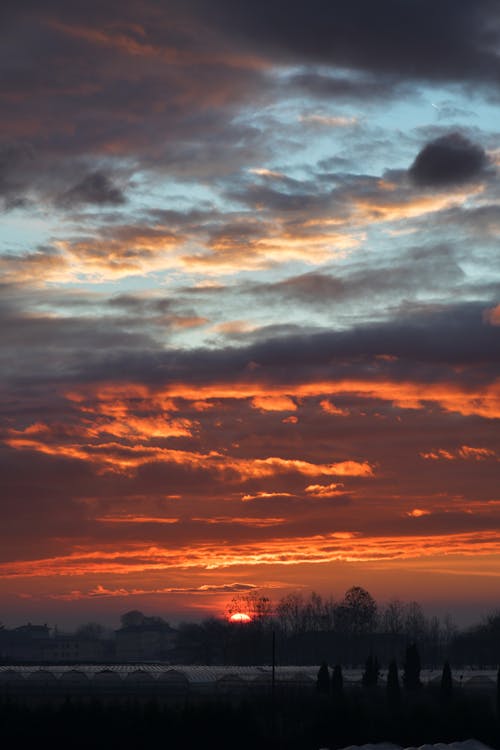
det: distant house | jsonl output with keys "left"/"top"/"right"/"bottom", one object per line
{"left": 41, "top": 634, "right": 109, "bottom": 662}
{"left": 0, "top": 623, "right": 51, "bottom": 661}
{"left": 115, "top": 619, "right": 177, "bottom": 661}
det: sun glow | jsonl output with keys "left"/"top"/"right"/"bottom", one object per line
{"left": 229, "top": 612, "right": 252, "bottom": 624}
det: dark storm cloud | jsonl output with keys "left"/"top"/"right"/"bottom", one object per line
{"left": 192, "top": 0, "right": 500, "bottom": 87}
{"left": 2, "top": 296, "right": 498, "bottom": 391}
{"left": 8, "top": 0, "right": 500, "bottom": 90}
{"left": 59, "top": 171, "right": 126, "bottom": 207}
{"left": 409, "top": 133, "right": 490, "bottom": 187}
{"left": 0, "top": 312, "right": 157, "bottom": 385}
{"left": 183, "top": 304, "right": 499, "bottom": 392}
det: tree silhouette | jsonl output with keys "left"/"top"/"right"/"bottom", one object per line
{"left": 496, "top": 665, "right": 500, "bottom": 717}
{"left": 362, "top": 653, "right": 379, "bottom": 687}
{"left": 387, "top": 659, "right": 401, "bottom": 709}
{"left": 226, "top": 592, "right": 273, "bottom": 624}
{"left": 120, "top": 610, "right": 145, "bottom": 627}
{"left": 332, "top": 664, "right": 344, "bottom": 700}
{"left": 316, "top": 661, "right": 330, "bottom": 694}
{"left": 440, "top": 660, "right": 452, "bottom": 702}
{"left": 335, "top": 586, "right": 378, "bottom": 635}
{"left": 403, "top": 643, "right": 422, "bottom": 690}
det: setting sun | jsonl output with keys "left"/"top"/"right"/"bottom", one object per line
{"left": 229, "top": 613, "right": 252, "bottom": 624}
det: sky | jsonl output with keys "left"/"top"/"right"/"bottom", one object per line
{"left": 1, "top": 0, "right": 500, "bottom": 628}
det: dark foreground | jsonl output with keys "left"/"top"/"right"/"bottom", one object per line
{"left": 1, "top": 688, "right": 499, "bottom": 750}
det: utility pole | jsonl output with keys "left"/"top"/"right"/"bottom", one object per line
{"left": 271, "top": 628, "right": 277, "bottom": 745}
{"left": 272, "top": 628, "right": 276, "bottom": 699}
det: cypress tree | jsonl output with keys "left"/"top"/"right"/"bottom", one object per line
{"left": 317, "top": 661, "right": 330, "bottom": 695}
{"left": 362, "top": 653, "right": 379, "bottom": 687}
{"left": 440, "top": 661, "right": 452, "bottom": 702}
{"left": 403, "top": 643, "right": 422, "bottom": 690}
{"left": 387, "top": 659, "right": 400, "bottom": 709}
{"left": 496, "top": 665, "right": 500, "bottom": 717}
{"left": 332, "top": 664, "right": 343, "bottom": 700}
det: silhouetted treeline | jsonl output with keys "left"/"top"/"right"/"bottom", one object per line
{"left": 2, "top": 586, "right": 500, "bottom": 667}
{"left": 176, "top": 587, "right": 500, "bottom": 667}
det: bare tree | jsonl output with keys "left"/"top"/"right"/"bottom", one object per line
{"left": 404, "top": 601, "right": 427, "bottom": 642}
{"left": 120, "top": 610, "right": 145, "bottom": 627}
{"left": 335, "top": 586, "right": 378, "bottom": 635}
{"left": 381, "top": 599, "right": 405, "bottom": 636}
{"left": 276, "top": 593, "right": 306, "bottom": 635}
{"left": 226, "top": 592, "right": 273, "bottom": 624}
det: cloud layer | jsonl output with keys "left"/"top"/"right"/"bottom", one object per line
{"left": 1, "top": 0, "right": 500, "bottom": 625}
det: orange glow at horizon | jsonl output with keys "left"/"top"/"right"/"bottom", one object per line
{"left": 2, "top": 358, "right": 499, "bottom": 615}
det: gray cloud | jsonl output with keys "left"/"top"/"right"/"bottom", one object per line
{"left": 1, "top": 294, "right": 498, "bottom": 391}
{"left": 249, "top": 246, "right": 465, "bottom": 308}
{"left": 60, "top": 171, "right": 126, "bottom": 207}
{"left": 288, "top": 71, "right": 404, "bottom": 100}
{"left": 408, "top": 132, "right": 490, "bottom": 187}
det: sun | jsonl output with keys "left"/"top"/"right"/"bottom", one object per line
{"left": 229, "top": 612, "right": 252, "bottom": 624}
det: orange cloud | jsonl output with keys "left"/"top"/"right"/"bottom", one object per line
{"left": 0, "top": 252, "right": 70, "bottom": 285}
{"left": 420, "top": 445, "right": 497, "bottom": 461}
{"left": 48, "top": 582, "right": 262, "bottom": 601}
{"left": 407, "top": 508, "right": 431, "bottom": 518}
{"left": 304, "top": 483, "right": 344, "bottom": 497}
{"left": 180, "top": 213, "right": 362, "bottom": 275}
{"left": 96, "top": 516, "right": 180, "bottom": 524}
{"left": 190, "top": 400, "right": 215, "bottom": 412}
{"left": 5, "top": 434, "right": 374, "bottom": 478}
{"left": 420, "top": 449, "right": 456, "bottom": 461}
{"left": 241, "top": 492, "right": 295, "bottom": 502}
{"left": 483, "top": 304, "right": 500, "bottom": 326}
{"left": 248, "top": 168, "right": 286, "bottom": 179}
{"left": 300, "top": 114, "right": 358, "bottom": 127}
{"left": 320, "top": 399, "right": 349, "bottom": 416}
{"left": 252, "top": 395, "right": 297, "bottom": 412}
{"left": 1, "top": 530, "right": 500, "bottom": 580}
{"left": 191, "top": 516, "right": 286, "bottom": 527}
{"left": 215, "top": 320, "right": 257, "bottom": 335}
{"left": 49, "top": 19, "right": 267, "bottom": 72}
{"left": 353, "top": 185, "right": 483, "bottom": 224}
{"left": 169, "top": 315, "right": 209, "bottom": 330}
{"left": 69, "top": 376, "right": 500, "bottom": 419}
{"left": 96, "top": 415, "right": 193, "bottom": 440}
{"left": 7, "top": 414, "right": 192, "bottom": 443}
{"left": 6, "top": 375, "right": 500, "bottom": 487}
{"left": 66, "top": 383, "right": 177, "bottom": 410}
{"left": 53, "top": 227, "right": 182, "bottom": 280}
{"left": 458, "top": 445, "right": 496, "bottom": 460}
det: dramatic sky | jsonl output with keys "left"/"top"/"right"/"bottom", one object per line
{"left": 2, "top": 0, "right": 500, "bottom": 627}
